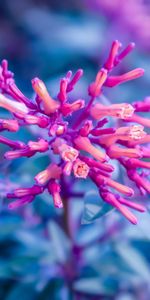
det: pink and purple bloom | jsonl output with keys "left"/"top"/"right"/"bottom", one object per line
{"left": 0, "top": 40, "right": 150, "bottom": 224}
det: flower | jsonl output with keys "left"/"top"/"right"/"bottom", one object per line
{"left": 59, "top": 144, "right": 79, "bottom": 162}
{"left": 0, "top": 41, "right": 150, "bottom": 224}
{"left": 90, "top": 103, "right": 135, "bottom": 120}
{"left": 73, "top": 159, "right": 89, "bottom": 178}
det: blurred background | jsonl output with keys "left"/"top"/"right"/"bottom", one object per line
{"left": 0, "top": 0, "right": 150, "bottom": 299}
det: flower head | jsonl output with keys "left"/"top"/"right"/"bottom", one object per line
{"left": 0, "top": 40, "right": 150, "bottom": 224}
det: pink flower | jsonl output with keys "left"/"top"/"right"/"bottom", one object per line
{"left": 104, "top": 68, "right": 144, "bottom": 87}
{"left": 48, "top": 181, "right": 63, "bottom": 208}
{"left": 61, "top": 99, "right": 85, "bottom": 116}
{"left": 91, "top": 103, "right": 135, "bottom": 120}
{"left": 0, "top": 119, "right": 19, "bottom": 132}
{"left": 73, "top": 159, "right": 89, "bottom": 178}
{"left": 59, "top": 144, "right": 79, "bottom": 162}
{"left": 88, "top": 68, "right": 108, "bottom": 97}
{"left": 74, "top": 136, "right": 106, "bottom": 162}
{"left": 51, "top": 138, "right": 66, "bottom": 154}
{"left": 31, "top": 77, "right": 59, "bottom": 114}
{"left": 0, "top": 93, "right": 29, "bottom": 116}
{"left": 1, "top": 40, "right": 150, "bottom": 225}
{"left": 49, "top": 123, "right": 66, "bottom": 136}
{"left": 35, "top": 163, "right": 62, "bottom": 185}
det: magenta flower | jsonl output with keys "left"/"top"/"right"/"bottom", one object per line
{"left": 0, "top": 40, "right": 150, "bottom": 224}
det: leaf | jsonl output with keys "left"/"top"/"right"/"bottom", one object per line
{"left": 73, "top": 277, "right": 114, "bottom": 295}
{"left": 6, "top": 284, "right": 37, "bottom": 300}
{"left": 15, "top": 229, "right": 50, "bottom": 253}
{"left": 116, "top": 294, "right": 136, "bottom": 300}
{"left": 48, "top": 221, "right": 71, "bottom": 263}
{"left": 75, "top": 222, "right": 103, "bottom": 247}
{"left": 82, "top": 190, "right": 114, "bottom": 224}
{"left": 115, "top": 243, "right": 150, "bottom": 281}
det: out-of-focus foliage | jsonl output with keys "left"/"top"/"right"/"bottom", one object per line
{"left": 0, "top": 0, "right": 150, "bottom": 299}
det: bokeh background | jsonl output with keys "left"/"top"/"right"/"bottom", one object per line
{"left": 0, "top": 1, "right": 150, "bottom": 299}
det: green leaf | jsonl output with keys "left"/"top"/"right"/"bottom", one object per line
{"left": 6, "top": 284, "right": 37, "bottom": 300}
{"left": 82, "top": 190, "right": 114, "bottom": 224}
{"left": 48, "top": 221, "right": 71, "bottom": 263}
{"left": 115, "top": 243, "right": 150, "bottom": 281}
{"left": 73, "top": 277, "right": 115, "bottom": 295}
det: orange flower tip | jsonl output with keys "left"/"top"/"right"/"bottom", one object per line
{"left": 61, "top": 100, "right": 85, "bottom": 116}
{"left": 128, "top": 68, "right": 145, "bottom": 79}
{"left": 31, "top": 78, "right": 47, "bottom": 97}
{"left": 120, "top": 208, "right": 138, "bottom": 224}
{"left": 31, "top": 77, "right": 42, "bottom": 88}
{"left": 63, "top": 161, "right": 73, "bottom": 176}
{"left": 139, "top": 68, "right": 145, "bottom": 76}
{"left": 74, "top": 136, "right": 106, "bottom": 162}
{"left": 60, "top": 144, "right": 79, "bottom": 162}
{"left": 128, "top": 189, "right": 134, "bottom": 197}
{"left": 50, "top": 164, "right": 62, "bottom": 179}
{"left": 126, "top": 68, "right": 145, "bottom": 81}
{"left": 140, "top": 207, "right": 146, "bottom": 213}
{"left": 0, "top": 94, "right": 29, "bottom": 115}
{"left": 34, "top": 171, "right": 47, "bottom": 184}
{"left": 101, "top": 68, "right": 107, "bottom": 74}
{"left": 55, "top": 200, "right": 63, "bottom": 209}
{"left": 73, "top": 159, "right": 89, "bottom": 178}
{"left": 8, "top": 203, "right": 13, "bottom": 210}
{"left": 31, "top": 77, "right": 59, "bottom": 114}
{"left": 51, "top": 138, "right": 67, "bottom": 154}
{"left": 105, "top": 68, "right": 144, "bottom": 88}
{"left": 79, "top": 68, "right": 83, "bottom": 74}
{"left": 66, "top": 70, "right": 72, "bottom": 79}
{"left": 114, "top": 39, "right": 120, "bottom": 45}
{"left": 28, "top": 139, "right": 49, "bottom": 152}
{"left": 130, "top": 216, "right": 138, "bottom": 225}
{"left": 80, "top": 120, "right": 93, "bottom": 136}
{"left": 90, "top": 103, "right": 134, "bottom": 120}
{"left": 49, "top": 124, "right": 66, "bottom": 136}
{"left": 2, "top": 120, "right": 19, "bottom": 132}
{"left": 129, "top": 125, "right": 146, "bottom": 140}
{"left": 73, "top": 69, "right": 84, "bottom": 82}
{"left": 130, "top": 42, "right": 135, "bottom": 48}
{"left": 119, "top": 104, "right": 134, "bottom": 119}
{"left": 104, "top": 40, "right": 122, "bottom": 70}
{"left": 52, "top": 139, "right": 79, "bottom": 162}
{"left": 35, "top": 164, "right": 62, "bottom": 184}
{"left": 88, "top": 68, "right": 107, "bottom": 97}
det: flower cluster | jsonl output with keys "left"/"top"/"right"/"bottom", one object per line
{"left": 0, "top": 40, "right": 150, "bottom": 224}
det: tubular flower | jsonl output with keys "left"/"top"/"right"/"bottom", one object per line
{"left": 73, "top": 159, "right": 90, "bottom": 178}
{"left": 0, "top": 41, "right": 150, "bottom": 225}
